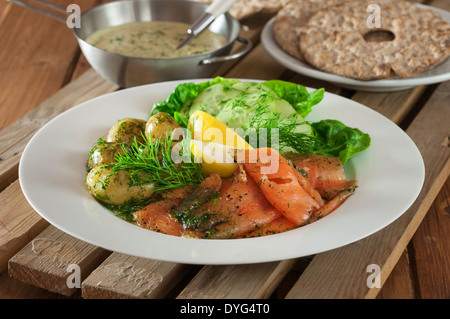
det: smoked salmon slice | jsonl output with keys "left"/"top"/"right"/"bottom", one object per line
{"left": 292, "top": 167, "right": 325, "bottom": 207}
{"left": 310, "top": 182, "right": 357, "bottom": 222}
{"left": 133, "top": 197, "right": 184, "bottom": 236}
{"left": 285, "top": 153, "right": 357, "bottom": 200}
{"left": 240, "top": 216, "right": 297, "bottom": 238}
{"left": 239, "top": 148, "right": 320, "bottom": 226}
{"left": 133, "top": 174, "right": 223, "bottom": 236}
{"left": 206, "top": 166, "right": 281, "bottom": 239}
{"left": 188, "top": 165, "right": 280, "bottom": 239}
{"left": 133, "top": 150, "right": 357, "bottom": 239}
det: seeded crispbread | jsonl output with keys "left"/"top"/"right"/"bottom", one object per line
{"left": 297, "top": 0, "right": 450, "bottom": 80}
{"left": 195, "top": 0, "right": 290, "bottom": 20}
{"left": 272, "top": 0, "right": 346, "bottom": 61}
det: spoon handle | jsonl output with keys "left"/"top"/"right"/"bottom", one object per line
{"left": 205, "top": 0, "right": 237, "bottom": 18}
{"left": 177, "top": 0, "right": 237, "bottom": 49}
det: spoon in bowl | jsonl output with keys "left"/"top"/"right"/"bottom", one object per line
{"left": 177, "top": 0, "right": 237, "bottom": 49}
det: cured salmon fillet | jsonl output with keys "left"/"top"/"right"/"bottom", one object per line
{"left": 285, "top": 153, "right": 357, "bottom": 200}
{"left": 240, "top": 148, "right": 320, "bottom": 226}
{"left": 133, "top": 150, "right": 357, "bottom": 238}
{"left": 310, "top": 182, "right": 357, "bottom": 222}
{"left": 206, "top": 166, "right": 281, "bottom": 239}
{"left": 133, "top": 174, "right": 222, "bottom": 236}
{"left": 133, "top": 197, "right": 185, "bottom": 236}
{"left": 241, "top": 216, "right": 297, "bottom": 238}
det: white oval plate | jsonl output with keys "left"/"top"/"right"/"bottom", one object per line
{"left": 19, "top": 79, "right": 424, "bottom": 265}
{"left": 261, "top": 4, "right": 450, "bottom": 92}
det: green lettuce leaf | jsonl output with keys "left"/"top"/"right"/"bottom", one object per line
{"left": 150, "top": 77, "right": 370, "bottom": 164}
{"left": 311, "top": 119, "right": 371, "bottom": 164}
{"left": 262, "top": 80, "right": 324, "bottom": 118}
{"left": 150, "top": 77, "right": 324, "bottom": 125}
{"left": 150, "top": 77, "right": 240, "bottom": 125}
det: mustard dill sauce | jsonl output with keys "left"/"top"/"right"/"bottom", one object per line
{"left": 85, "top": 21, "right": 227, "bottom": 58}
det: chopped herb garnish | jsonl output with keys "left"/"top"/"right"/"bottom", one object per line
{"left": 111, "top": 131, "right": 204, "bottom": 192}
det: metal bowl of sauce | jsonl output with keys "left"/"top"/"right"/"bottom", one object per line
{"left": 73, "top": 0, "right": 252, "bottom": 88}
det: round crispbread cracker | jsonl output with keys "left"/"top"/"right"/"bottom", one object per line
{"left": 272, "top": 0, "right": 347, "bottom": 61}
{"left": 195, "top": 0, "right": 290, "bottom": 20}
{"left": 298, "top": 0, "right": 450, "bottom": 80}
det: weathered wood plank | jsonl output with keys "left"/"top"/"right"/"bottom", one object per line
{"left": 411, "top": 177, "right": 450, "bottom": 298}
{"left": 285, "top": 80, "right": 450, "bottom": 299}
{"left": 0, "top": 0, "right": 100, "bottom": 131}
{"left": 0, "top": 267, "right": 77, "bottom": 299}
{"left": 376, "top": 249, "right": 417, "bottom": 299}
{"left": 177, "top": 259, "right": 297, "bottom": 299}
{"left": 8, "top": 225, "right": 111, "bottom": 296}
{"left": 225, "top": 43, "right": 284, "bottom": 80}
{"left": 351, "top": 86, "right": 427, "bottom": 124}
{"left": 0, "top": 69, "right": 118, "bottom": 191}
{"left": 0, "top": 180, "right": 49, "bottom": 273}
{"left": 0, "top": 1, "right": 12, "bottom": 27}
{"left": 82, "top": 253, "right": 190, "bottom": 299}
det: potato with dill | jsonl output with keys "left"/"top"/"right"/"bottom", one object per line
{"left": 86, "top": 141, "right": 130, "bottom": 171}
{"left": 146, "top": 112, "right": 181, "bottom": 142}
{"left": 106, "top": 118, "right": 147, "bottom": 144}
{"left": 86, "top": 164, "right": 155, "bottom": 205}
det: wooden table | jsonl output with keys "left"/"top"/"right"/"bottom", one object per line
{"left": 0, "top": 0, "right": 448, "bottom": 300}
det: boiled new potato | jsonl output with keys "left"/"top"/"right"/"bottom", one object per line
{"left": 146, "top": 112, "right": 181, "bottom": 142}
{"left": 86, "top": 165, "right": 154, "bottom": 205}
{"left": 106, "top": 118, "right": 146, "bottom": 144}
{"left": 87, "top": 142, "right": 129, "bottom": 171}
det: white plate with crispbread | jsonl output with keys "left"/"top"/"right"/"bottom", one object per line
{"left": 262, "top": 3, "right": 450, "bottom": 92}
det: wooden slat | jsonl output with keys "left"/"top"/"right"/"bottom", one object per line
{"left": 285, "top": 80, "right": 450, "bottom": 299}
{"left": 0, "top": 1, "right": 12, "bottom": 27}
{"left": 225, "top": 44, "right": 285, "bottom": 80}
{"left": 0, "top": 181, "right": 49, "bottom": 272}
{"left": 376, "top": 249, "right": 417, "bottom": 299}
{"left": 0, "top": 69, "right": 118, "bottom": 191}
{"left": 0, "top": 70, "right": 116, "bottom": 275}
{"left": 351, "top": 86, "right": 427, "bottom": 124}
{"left": 8, "top": 225, "right": 111, "bottom": 296}
{"left": 82, "top": 253, "right": 190, "bottom": 299}
{"left": 0, "top": 0, "right": 100, "bottom": 131}
{"left": 0, "top": 266, "right": 74, "bottom": 299}
{"left": 287, "top": 72, "right": 342, "bottom": 95}
{"left": 177, "top": 259, "right": 297, "bottom": 299}
{"left": 411, "top": 176, "right": 450, "bottom": 298}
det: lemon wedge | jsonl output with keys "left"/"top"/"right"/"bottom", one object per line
{"left": 190, "top": 140, "right": 239, "bottom": 177}
{"left": 188, "top": 110, "right": 253, "bottom": 177}
{"left": 188, "top": 110, "right": 253, "bottom": 150}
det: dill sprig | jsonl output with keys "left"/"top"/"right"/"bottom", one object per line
{"left": 112, "top": 132, "right": 204, "bottom": 192}
{"left": 247, "top": 105, "right": 321, "bottom": 154}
